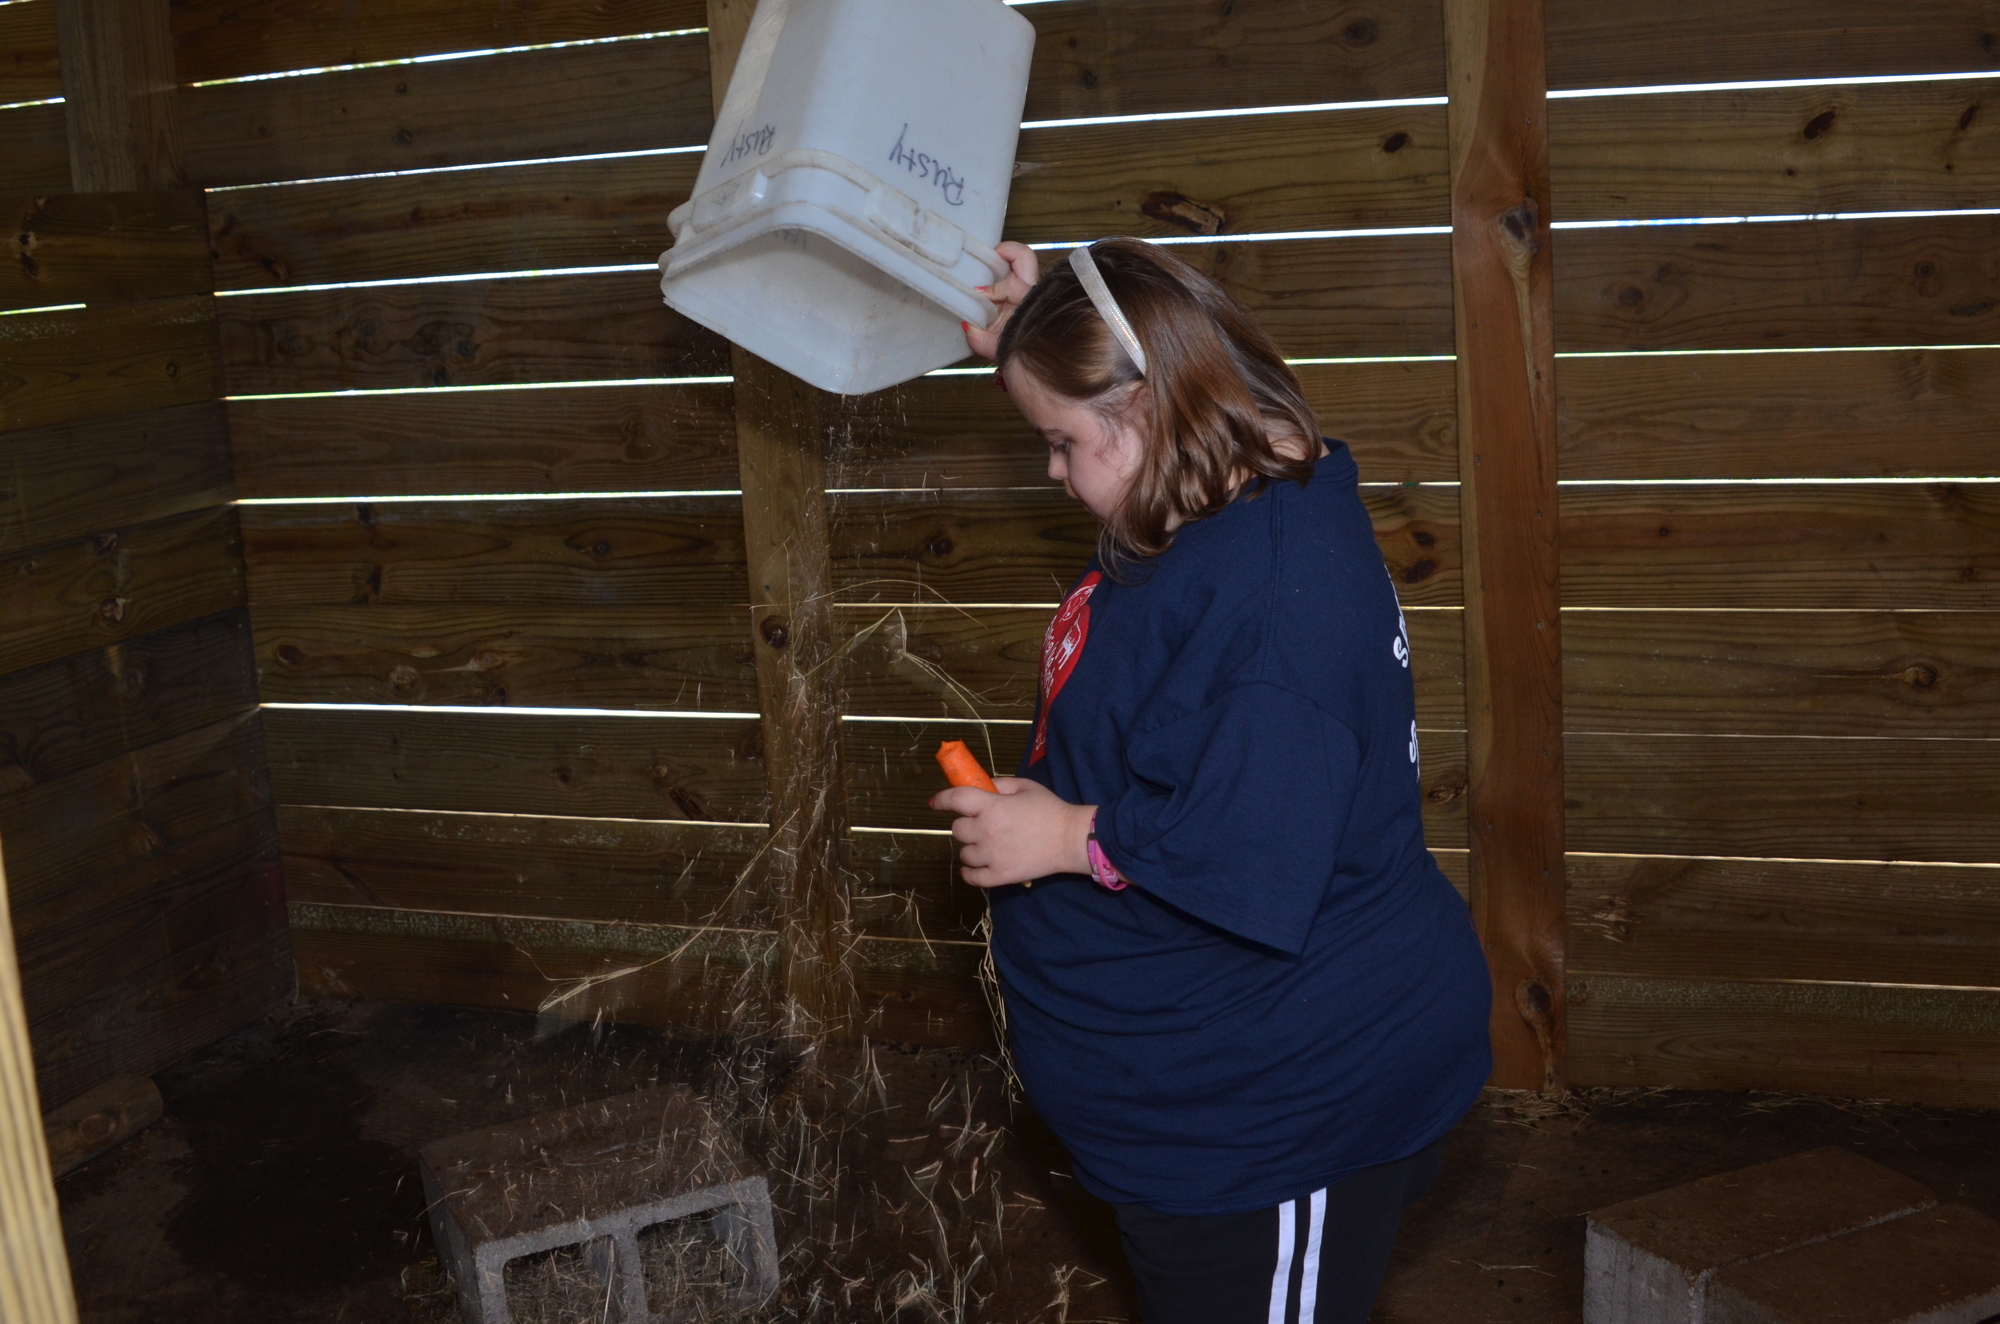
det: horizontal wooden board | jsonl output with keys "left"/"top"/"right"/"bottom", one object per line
{"left": 217, "top": 237, "right": 1449, "bottom": 395}
{"left": 171, "top": 0, "right": 707, "bottom": 84}
{"left": 206, "top": 107, "right": 1448, "bottom": 292}
{"left": 1567, "top": 854, "right": 2000, "bottom": 989}
{"left": 276, "top": 806, "right": 982, "bottom": 942}
{"left": 829, "top": 359, "right": 1460, "bottom": 490}
{"left": 30, "top": 924, "right": 291, "bottom": 1108}
{"left": 180, "top": 32, "right": 712, "bottom": 188}
{"left": 252, "top": 603, "right": 760, "bottom": 710}
{"left": 0, "top": 402, "right": 233, "bottom": 554}
{"left": 0, "top": 103, "right": 67, "bottom": 195}
{"left": 261, "top": 704, "right": 1471, "bottom": 847}
{"left": 227, "top": 382, "right": 738, "bottom": 498}
{"left": 14, "top": 810, "right": 283, "bottom": 1026}
{"left": 217, "top": 272, "right": 727, "bottom": 394}
{"left": 239, "top": 486, "right": 1457, "bottom": 612}
{"left": 1560, "top": 482, "right": 2000, "bottom": 609}
{"left": 288, "top": 902, "right": 990, "bottom": 1046}
{"left": 224, "top": 360, "right": 1453, "bottom": 502}
{"left": 1566, "top": 973, "right": 2000, "bottom": 1108}
{"left": 1564, "top": 610, "right": 2000, "bottom": 738}
{"left": 239, "top": 495, "right": 749, "bottom": 607}
{"left": 0, "top": 709, "right": 271, "bottom": 908}
{"left": 208, "top": 150, "right": 700, "bottom": 291}
{"left": 0, "top": 610, "right": 257, "bottom": 795}
{"left": 0, "top": 294, "right": 220, "bottom": 432}
{"left": 1554, "top": 215, "right": 2000, "bottom": 352}
{"left": 832, "top": 484, "right": 1461, "bottom": 607}
{"left": 1557, "top": 347, "right": 2000, "bottom": 481}
{"left": 1551, "top": 79, "right": 2000, "bottom": 222}
{"left": 0, "top": 504, "right": 246, "bottom": 677}
{"left": 1547, "top": 0, "right": 2000, "bottom": 91}
{"left": 1566, "top": 732, "right": 2000, "bottom": 864}
{"left": 1022, "top": 0, "right": 1445, "bottom": 120}
{"left": 261, "top": 706, "right": 765, "bottom": 820}
{"left": 3, "top": 191, "right": 214, "bottom": 313}
{"left": 0, "top": 0, "right": 60, "bottom": 103}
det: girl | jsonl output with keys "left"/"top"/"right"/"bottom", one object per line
{"left": 930, "top": 239, "right": 1493, "bottom": 1324}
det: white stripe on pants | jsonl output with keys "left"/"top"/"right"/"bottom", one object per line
{"left": 1268, "top": 1188, "right": 1329, "bottom": 1323}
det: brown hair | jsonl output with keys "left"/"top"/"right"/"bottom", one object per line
{"left": 995, "top": 238, "right": 1321, "bottom": 562}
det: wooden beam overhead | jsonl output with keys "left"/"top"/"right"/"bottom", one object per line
{"left": 51, "top": 0, "right": 184, "bottom": 192}
{"left": 1443, "top": 0, "right": 1567, "bottom": 1091}
{"left": 705, "top": 0, "right": 858, "bottom": 1039}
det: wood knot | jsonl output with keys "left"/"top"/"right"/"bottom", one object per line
{"left": 1802, "top": 108, "right": 1838, "bottom": 140}
{"left": 1140, "top": 191, "right": 1225, "bottom": 236}
{"left": 1496, "top": 199, "right": 1540, "bottom": 260}
{"left": 1380, "top": 131, "right": 1410, "bottom": 154}
{"left": 1341, "top": 16, "right": 1378, "bottom": 46}
{"left": 759, "top": 615, "right": 791, "bottom": 650}
{"left": 275, "top": 643, "right": 307, "bottom": 667}
{"left": 1401, "top": 557, "right": 1436, "bottom": 584}
{"left": 1898, "top": 662, "right": 1940, "bottom": 691}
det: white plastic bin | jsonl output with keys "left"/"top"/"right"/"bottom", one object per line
{"left": 658, "top": 0, "right": 1035, "bottom": 395}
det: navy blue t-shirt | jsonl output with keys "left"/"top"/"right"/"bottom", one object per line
{"left": 992, "top": 442, "right": 1492, "bottom": 1217}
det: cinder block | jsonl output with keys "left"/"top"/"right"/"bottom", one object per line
{"left": 419, "top": 1084, "right": 779, "bottom": 1324}
{"left": 1584, "top": 1147, "right": 1936, "bottom": 1324}
{"left": 1708, "top": 1204, "right": 2000, "bottom": 1324}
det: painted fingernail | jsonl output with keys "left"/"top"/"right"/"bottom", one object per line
{"left": 961, "top": 321, "right": 970, "bottom": 331}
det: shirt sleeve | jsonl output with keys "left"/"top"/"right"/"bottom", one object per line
{"left": 1092, "top": 681, "right": 1361, "bottom": 954}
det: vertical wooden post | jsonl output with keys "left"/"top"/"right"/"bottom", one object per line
{"left": 0, "top": 852, "right": 80, "bottom": 1324}
{"left": 705, "top": 0, "right": 858, "bottom": 1038}
{"left": 52, "top": 0, "right": 184, "bottom": 192}
{"left": 1443, "top": 0, "right": 1567, "bottom": 1090}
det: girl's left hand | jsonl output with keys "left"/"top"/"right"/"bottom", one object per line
{"left": 929, "top": 776, "right": 1095, "bottom": 888}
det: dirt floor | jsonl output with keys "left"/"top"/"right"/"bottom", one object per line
{"left": 57, "top": 998, "right": 2000, "bottom": 1323}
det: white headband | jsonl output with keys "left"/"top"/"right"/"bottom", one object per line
{"left": 1068, "top": 243, "right": 1148, "bottom": 376}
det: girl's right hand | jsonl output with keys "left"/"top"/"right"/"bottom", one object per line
{"left": 965, "top": 241, "right": 1040, "bottom": 360}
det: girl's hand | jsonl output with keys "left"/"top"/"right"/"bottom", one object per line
{"left": 929, "top": 776, "right": 1095, "bottom": 888}
{"left": 965, "top": 241, "right": 1040, "bottom": 360}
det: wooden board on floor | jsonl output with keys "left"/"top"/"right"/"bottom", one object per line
{"left": 0, "top": 104, "right": 68, "bottom": 195}
{"left": 226, "top": 383, "right": 739, "bottom": 499}
{"left": 1550, "top": 79, "right": 2000, "bottom": 222}
{"left": 287, "top": 903, "right": 990, "bottom": 1046}
{"left": 0, "top": 1, "right": 61, "bottom": 104}
{"left": 277, "top": 805, "right": 980, "bottom": 942}
{"left": 0, "top": 402, "right": 233, "bottom": 554}
{"left": 1566, "top": 854, "right": 2000, "bottom": 990}
{"left": 0, "top": 294, "right": 219, "bottom": 432}
{"left": 3, "top": 190, "right": 213, "bottom": 311}
{"left": 170, "top": 0, "right": 708, "bottom": 85}
{"left": 1560, "top": 482, "right": 2000, "bottom": 610}
{"left": 1557, "top": 347, "right": 2000, "bottom": 481}
{"left": 1547, "top": 0, "right": 2000, "bottom": 90}
{"left": 0, "top": 611, "right": 257, "bottom": 794}
{"left": 1565, "top": 732, "right": 2000, "bottom": 864}
{"left": 1554, "top": 214, "right": 2000, "bottom": 352}
{"left": 12, "top": 811, "right": 282, "bottom": 1026}
{"left": 217, "top": 273, "right": 728, "bottom": 395}
{"left": 179, "top": 32, "right": 714, "bottom": 188}
{"left": 1566, "top": 973, "right": 2000, "bottom": 1109}
{"left": 0, "top": 710, "right": 271, "bottom": 909}
{"left": 1563, "top": 610, "right": 2000, "bottom": 738}
{"left": 0, "top": 504, "right": 246, "bottom": 678}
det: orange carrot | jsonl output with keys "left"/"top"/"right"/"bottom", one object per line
{"left": 935, "top": 740, "right": 998, "bottom": 793}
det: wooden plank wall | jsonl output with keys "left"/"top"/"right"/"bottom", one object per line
{"left": 3, "top": 0, "right": 1987, "bottom": 1097}
{"left": 0, "top": 183, "right": 289, "bottom": 1102}
{"left": 1543, "top": 2, "right": 2000, "bottom": 1105}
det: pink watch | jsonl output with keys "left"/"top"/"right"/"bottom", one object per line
{"left": 1085, "top": 812, "right": 1127, "bottom": 891}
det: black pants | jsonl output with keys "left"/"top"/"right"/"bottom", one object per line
{"left": 1112, "top": 1142, "right": 1442, "bottom": 1324}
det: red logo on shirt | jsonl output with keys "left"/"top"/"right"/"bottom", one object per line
{"left": 1031, "top": 571, "right": 1101, "bottom": 763}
